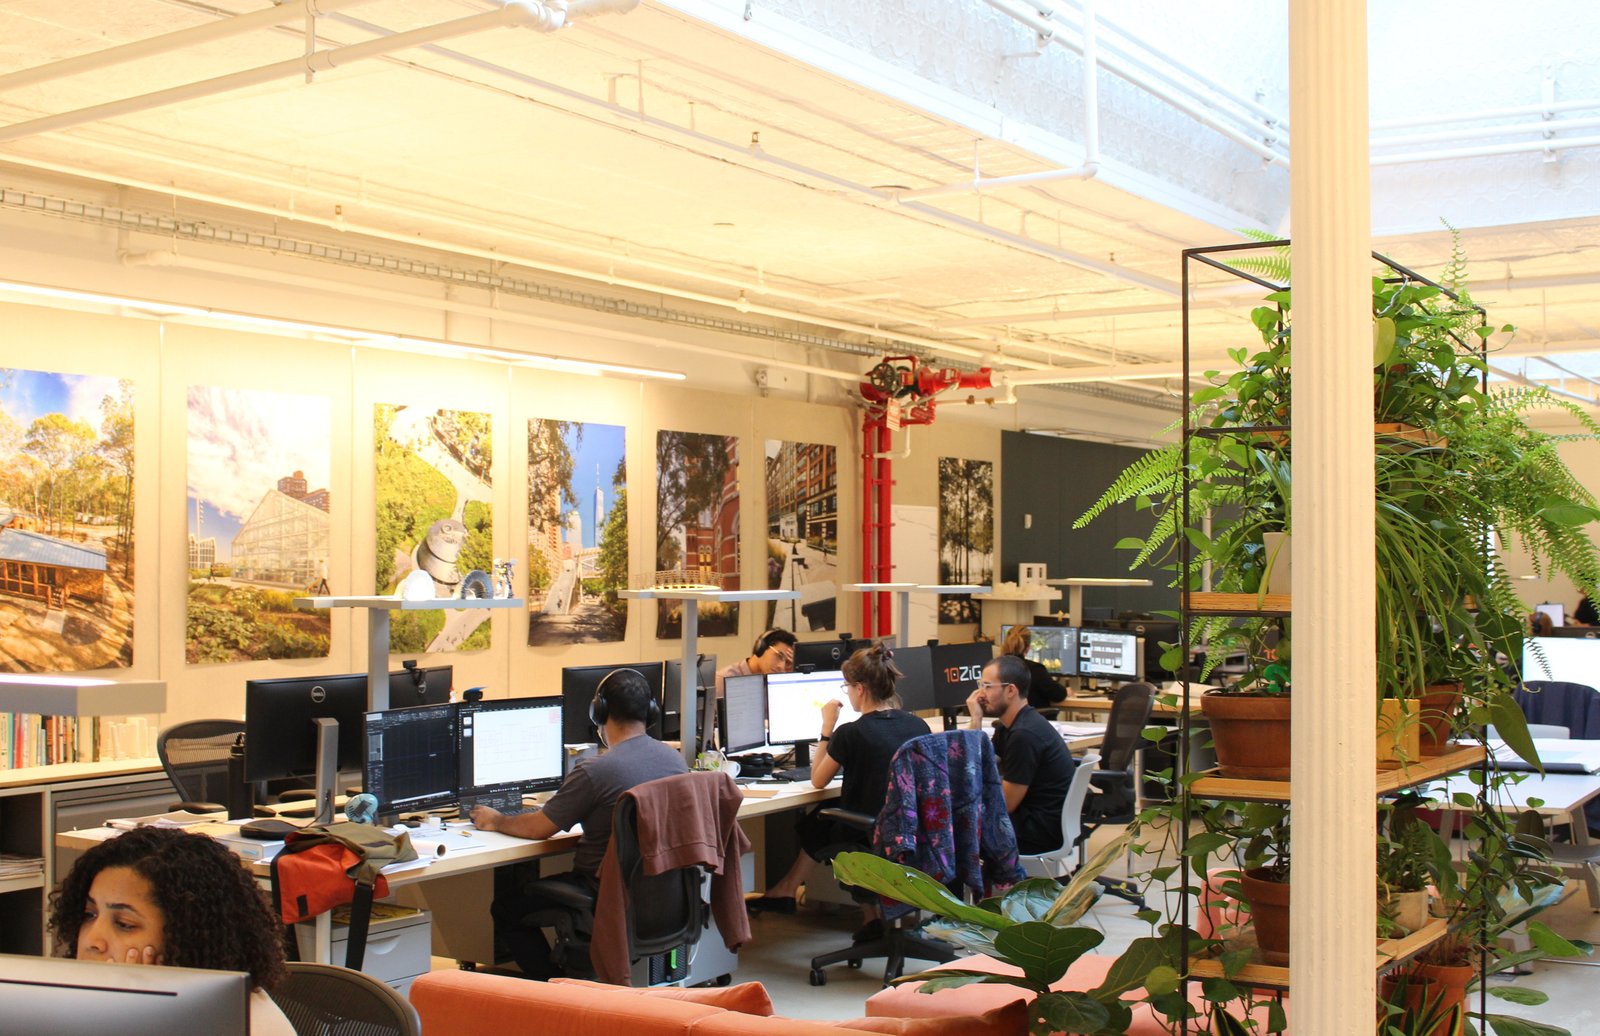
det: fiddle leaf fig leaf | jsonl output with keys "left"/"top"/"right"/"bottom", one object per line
{"left": 993, "top": 922, "right": 1102, "bottom": 986}
{"left": 1373, "top": 316, "right": 1398, "bottom": 366}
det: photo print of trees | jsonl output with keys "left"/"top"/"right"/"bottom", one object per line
{"left": 655, "top": 430, "right": 739, "bottom": 638}
{"left": 527, "top": 418, "right": 628, "bottom": 645}
{"left": 937, "top": 456, "right": 994, "bottom": 624}
{"left": 375, "top": 403, "right": 493, "bottom": 653}
{"left": 186, "top": 386, "right": 332, "bottom": 664}
{"left": 0, "top": 368, "right": 134, "bottom": 671}
{"left": 765, "top": 439, "right": 838, "bottom": 633}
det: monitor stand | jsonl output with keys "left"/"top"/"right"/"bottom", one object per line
{"left": 311, "top": 716, "right": 339, "bottom": 827}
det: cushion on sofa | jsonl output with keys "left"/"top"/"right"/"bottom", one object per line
{"left": 410, "top": 970, "right": 726, "bottom": 1036}
{"left": 551, "top": 977, "right": 776, "bottom": 1016}
{"left": 834, "top": 999, "right": 1029, "bottom": 1035}
{"left": 864, "top": 953, "right": 1117, "bottom": 1020}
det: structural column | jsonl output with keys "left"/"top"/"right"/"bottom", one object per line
{"left": 1289, "top": 1, "right": 1375, "bottom": 1031}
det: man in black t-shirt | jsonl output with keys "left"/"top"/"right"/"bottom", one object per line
{"left": 966, "top": 654, "right": 1077, "bottom": 855}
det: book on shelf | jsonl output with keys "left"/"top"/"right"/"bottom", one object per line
{"left": 1, "top": 712, "right": 105, "bottom": 769}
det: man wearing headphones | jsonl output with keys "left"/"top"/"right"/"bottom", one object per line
{"left": 715, "top": 627, "right": 798, "bottom": 696}
{"left": 470, "top": 668, "right": 686, "bottom": 978}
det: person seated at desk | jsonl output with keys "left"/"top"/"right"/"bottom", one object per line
{"left": 48, "top": 826, "right": 294, "bottom": 1036}
{"left": 966, "top": 654, "right": 1077, "bottom": 856}
{"left": 1000, "top": 624, "right": 1068, "bottom": 710}
{"left": 715, "top": 627, "right": 796, "bottom": 696}
{"left": 471, "top": 667, "right": 687, "bottom": 979}
{"left": 746, "top": 642, "right": 930, "bottom": 932}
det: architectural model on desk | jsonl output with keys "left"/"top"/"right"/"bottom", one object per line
{"left": 845, "top": 582, "right": 993, "bottom": 648}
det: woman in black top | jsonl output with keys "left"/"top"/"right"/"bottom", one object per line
{"left": 1002, "top": 625, "right": 1067, "bottom": 710}
{"left": 746, "top": 643, "right": 930, "bottom": 917}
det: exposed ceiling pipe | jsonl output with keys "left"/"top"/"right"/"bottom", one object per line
{"left": 0, "top": 0, "right": 382, "bottom": 93}
{"left": 1372, "top": 133, "right": 1600, "bottom": 167}
{"left": 0, "top": 1, "right": 588, "bottom": 145}
{"left": 1371, "top": 97, "right": 1600, "bottom": 132}
{"left": 897, "top": 0, "right": 1099, "bottom": 201}
{"left": 1487, "top": 362, "right": 1598, "bottom": 407}
{"left": 1372, "top": 114, "right": 1600, "bottom": 149}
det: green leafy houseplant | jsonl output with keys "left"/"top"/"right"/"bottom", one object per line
{"left": 831, "top": 830, "right": 1184, "bottom": 1036}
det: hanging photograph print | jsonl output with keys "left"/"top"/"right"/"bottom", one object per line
{"left": 0, "top": 369, "right": 134, "bottom": 671}
{"left": 375, "top": 403, "right": 494, "bottom": 653}
{"left": 186, "top": 386, "right": 333, "bottom": 663}
{"left": 937, "top": 457, "right": 994, "bottom": 625}
{"left": 527, "top": 419, "right": 628, "bottom": 645}
{"left": 764, "top": 439, "right": 838, "bottom": 633}
{"left": 655, "top": 430, "right": 740, "bottom": 638}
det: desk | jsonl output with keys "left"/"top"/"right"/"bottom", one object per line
{"left": 1058, "top": 694, "right": 1203, "bottom": 718}
{"left": 58, "top": 779, "right": 840, "bottom": 966}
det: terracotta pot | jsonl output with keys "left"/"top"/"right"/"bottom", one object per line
{"left": 1201, "top": 693, "right": 1291, "bottom": 779}
{"left": 1238, "top": 868, "right": 1290, "bottom": 965}
{"left": 1377, "top": 698, "right": 1422, "bottom": 769}
{"left": 1380, "top": 962, "right": 1471, "bottom": 1036}
{"left": 1416, "top": 682, "right": 1463, "bottom": 756}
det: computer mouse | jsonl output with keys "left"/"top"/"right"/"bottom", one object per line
{"left": 239, "top": 818, "right": 299, "bottom": 840}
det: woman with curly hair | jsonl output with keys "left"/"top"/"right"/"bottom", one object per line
{"left": 49, "top": 825, "right": 294, "bottom": 1035}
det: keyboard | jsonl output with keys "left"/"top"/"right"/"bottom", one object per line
{"left": 458, "top": 791, "right": 525, "bottom": 814}
{"left": 773, "top": 766, "right": 812, "bottom": 783}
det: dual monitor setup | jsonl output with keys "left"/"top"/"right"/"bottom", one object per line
{"left": 1004, "top": 620, "right": 1157, "bottom": 683}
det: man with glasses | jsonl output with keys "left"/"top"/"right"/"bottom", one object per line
{"left": 715, "top": 627, "right": 797, "bottom": 696}
{"left": 966, "top": 654, "right": 1077, "bottom": 855}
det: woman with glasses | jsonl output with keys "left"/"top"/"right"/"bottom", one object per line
{"left": 745, "top": 642, "right": 929, "bottom": 935}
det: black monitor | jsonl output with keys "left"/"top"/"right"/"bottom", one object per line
{"left": 1001, "top": 624, "right": 1079, "bottom": 676}
{"left": 1547, "top": 626, "right": 1600, "bottom": 639}
{"left": 929, "top": 642, "right": 995, "bottom": 709}
{"left": 363, "top": 702, "right": 459, "bottom": 816}
{"left": 560, "top": 663, "right": 664, "bottom": 744}
{"left": 722, "top": 673, "right": 768, "bottom": 753}
{"left": 1031, "top": 614, "right": 1073, "bottom": 627}
{"left": 891, "top": 645, "right": 937, "bottom": 712}
{"left": 793, "top": 638, "right": 871, "bottom": 672}
{"left": 1123, "top": 619, "right": 1180, "bottom": 680}
{"left": 389, "top": 662, "right": 453, "bottom": 707}
{"left": 1077, "top": 629, "right": 1143, "bottom": 681}
{"left": 662, "top": 654, "right": 716, "bottom": 741}
{"left": 458, "top": 696, "right": 565, "bottom": 804}
{"left": 244, "top": 672, "right": 369, "bottom": 782}
{"left": 0, "top": 955, "right": 249, "bottom": 1035}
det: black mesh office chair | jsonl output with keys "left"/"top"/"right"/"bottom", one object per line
{"left": 156, "top": 719, "right": 244, "bottom": 813}
{"left": 1081, "top": 681, "right": 1156, "bottom": 906}
{"left": 267, "top": 962, "right": 420, "bottom": 1036}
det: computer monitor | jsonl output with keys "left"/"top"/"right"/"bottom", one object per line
{"left": 389, "top": 662, "right": 454, "bottom": 707}
{"left": 1010, "top": 625, "right": 1079, "bottom": 677}
{"left": 891, "top": 645, "right": 937, "bottom": 712}
{"left": 722, "top": 673, "right": 769, "bottom": 753}
{"left": 560, "top": 662, "right": 665, "bottom": 744}
{"left": 929, "top": 642, "right": 996, "bottom": 709}
{"left": 766, "top": 669, "right": 860, "bottom": 745}
{"left": 662, "top": 654, "right": 717, "bottom": 742}
{"left": 793, "top": 638, "right": 871, "bottom": 672}
{"left": 1120, "top": 619, "right": 1180, "bottom": 680}
{"left": 1547, "top": 625, "right": 1600, "bottom": 639}
{"left": 1522, "top": 636, "right": 1600, "bottom": 684}
{"left": 0, "top": 955, "right": 249, "bottom": 1036}
{"left": 1535, "top": 603, "right": 1566, "bottom": 627}
{"left": 363, "top": 702, "right": 459, "bottom": 816}
{"left": 1078, "top": 629, "right": 1143, "bottom": 681}
{"left": 244, "top": 672, "right": 369, "bottom": 782}
{"left": 458, "top": 696, "right": 565, "bottom": 807}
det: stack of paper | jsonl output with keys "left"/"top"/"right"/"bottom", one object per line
{"left": 0, "top": 852, "right": 43, "bottom": 881}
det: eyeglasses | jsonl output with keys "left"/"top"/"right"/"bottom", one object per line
{"left": 977, "top": 681, "right": 1013, "bottom": 691}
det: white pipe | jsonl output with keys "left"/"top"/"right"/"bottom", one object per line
{"left": 0, "top": 2, "right": 572, "bottom": 145}
{"left": 1372, "top": 113, "right": 1600, "bottom": 149}
{"left": 119, "top": 248, "right": 868, "bottom": 383}
{"left": 1372, "top": 132, "right": 1600, "bottom": 167}
{"left": 1488, "top": 363, "right": 1599, "bottom": 407}
{"left": 0, "top": 0, "right": 381, "bottom": 93}
{"left": 1372, "top": 96, "right": 1600, "bottom": 132}
{"left": 898, "top": 0, "right": 1099, "bottom": 201}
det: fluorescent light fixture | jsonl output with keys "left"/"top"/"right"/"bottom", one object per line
{"left": 0, "top": 278, "right": 686, "bottom": 381}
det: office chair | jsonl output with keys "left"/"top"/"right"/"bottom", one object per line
{"left": 1516, "top": 680, "right": 1600, "bottom": 832}
{"left": 808, "top": 730, "right": 1020, "bottom": 987}
{"left": 267, "top": 962, "right": 420, "bottom": 1036}
{"left": 156, "top": 719, "right": 244, "bottom": 813}
{"left": 1017, "top": 752, "right": 1101, "bottom": 880}
{"left": 1081, "top": 681, "right": 1156, "bottom": 907}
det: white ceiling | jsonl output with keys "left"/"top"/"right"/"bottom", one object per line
{"left": 0, "top": 0, "right": 1597, "bottom": 407}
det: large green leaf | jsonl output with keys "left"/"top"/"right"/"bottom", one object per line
{"left": 1002, "top": 879, "right": 1073, "bottom": 923}
{"left": 922, "top": 919, "right": 999, "bottom": 957}
{"left": 1487, "top": 698, "right": 1542, "bottom": 771}
{"left": 1374, "top": 316, "right": 1398, "bottom": 366}
{"left": 1044, "top": 826, "right": 1136, "bottom": 926}
{"left": 894, "top": 970, "right": 1036, "bottom": 995}
{"left": 993, "top": 921, "right": 1103, "bottom": 986}
{"left": 1487, "top": 987, "right": 1549, "bottom": 1007}
{"left": 1089, "top": 934, "right": 1177, "bottom": 999}
{"left": 1536, "top": 499, "right": 1600, "bottom": 527}
{"left": 1526, "top": 920, "right": 1589, "bottom": 959}
{"left": 1481, "top": 1016, "right": 1574, "bottom": 1036}
{"left": 1033, "top": 992, "right": 1110, "bottom": 1036}
{"left": 830, "top": 853, "right": 1015, "bottom": 930}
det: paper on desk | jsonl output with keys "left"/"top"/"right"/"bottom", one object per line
{"left": 106, "top": 809, "right": 219, "bottom": 831}
{"left": 404, "top": 828, "right": 494, "bottom": 858}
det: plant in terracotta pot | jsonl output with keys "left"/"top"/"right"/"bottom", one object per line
{"left": 1185, "top": 800, "right": 1291, "bottom": 967}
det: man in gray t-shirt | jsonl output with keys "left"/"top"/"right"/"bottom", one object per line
{"left": 471, "top": 669, "right": 686, "bottom": 977}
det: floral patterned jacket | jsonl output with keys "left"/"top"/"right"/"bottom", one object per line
{"left": 872, "top": 730, "right": 1023, "bottom": 896}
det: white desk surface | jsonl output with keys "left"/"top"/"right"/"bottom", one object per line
{"left": 1433, "top": 769, "right": 1600, "bottom": 814}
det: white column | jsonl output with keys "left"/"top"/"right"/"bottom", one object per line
{"left": 1289, "top": 1, "right": 1375, "bottom": 1031}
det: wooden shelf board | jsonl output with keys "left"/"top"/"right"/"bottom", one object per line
{"left": 0, "top": 873, "right": 45, "bottom": 895}
{"left": 1186, "top": 956, "right": 1292, "bottom": 990}
{"left": 1188, "top": 745, "right": 1485, "bottom": 802}
{"left": 1377, "top": 919, "right": 1449, "bottom": 969}
{"left": 1185, "top": 592, "right": 1291, "bottom": 615}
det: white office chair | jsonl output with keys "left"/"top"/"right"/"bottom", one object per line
{"left": 1018, "top": 752, "right": 1101, "bottom": 880}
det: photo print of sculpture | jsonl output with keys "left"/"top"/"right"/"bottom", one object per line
{"left": 186, "top": 386, "right": 331, "bottom": 664}
{"left": 655, "top": 430, "right": 739, "bottom": 639}
{"left": 764, "top": 440, "right": 838, "bottom": 633}
{"left": 527, "top": 419, "right": 628, "bottom": 645}
{"left": 0, "top": 369, "right": 134, "bottom": 671}
{"left": 375, "top": 403, "right": 494, "bottom": 653}
{"left": 937, "top": 457, "right": 994, "bottom": 625}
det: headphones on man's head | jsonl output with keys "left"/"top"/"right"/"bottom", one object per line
{"left": 752, "top": 628, "right": 786, "bottom": 658}
{"left": 589, "top": 667, "right": 663, "bottom": 729}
